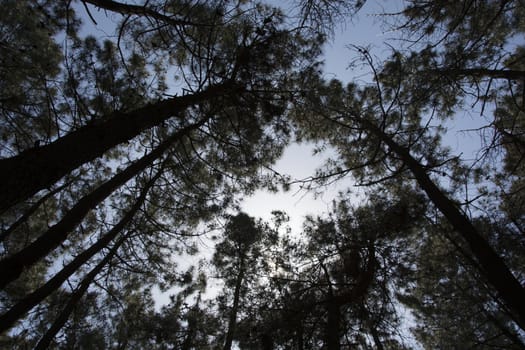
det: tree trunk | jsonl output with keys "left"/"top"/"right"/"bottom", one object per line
{"left": 0, "top": 80, "right": 235, "bottom": 213}
{"left": 33, "top": 235, "right": 126, "bottom": 350}
{"left": 485, "top": 311, "right": 525, "bottom": 349}
{"left": 363, "top": 119, "right": 525, "bottom": 329}
{"left": 223, "top": 260, "right": 245, "bottom": 350}
{"left": 0, "top": 124, "right": 194, "bottom": 288}
{"left": 325, "top": 300, "right": 340, "bottom": 350}
{"left": 296, "top": 324, "right": 304, "bottom": 350}
{"left": 319, "top": 260, "right": 340, "bottom": 350}
{"left": 84, "top": 0, "right": 201, "bottom": 27}
{"left": 370, "top": 325, "right": 385, "bottom": 350}
{"left": 0, "top": 181, "right": 71, "bottom": 243}
{"left": 0, "top": 170, "right": 159, "bottom": 333}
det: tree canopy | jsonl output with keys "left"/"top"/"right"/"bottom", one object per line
{"left": 0, "top": 0, "right": 524, "bottom": 349}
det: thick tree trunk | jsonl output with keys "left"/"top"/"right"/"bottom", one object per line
{"left": 0, "top": 80, "right": 234, "bottom": 213}
{"left": 223, "top": 260, "right": 245, "bottom": 350}
{"left": 33, "top": 236, "right": 125, "bottom": 350}
{"left": 363, "top": 120, "right": 525, "bottom": 329}
{"left": 330, "top": 245, "right": 376, "bottom": 306}
{"left": 325, "top": 300, "right": 340, "bottom": 350}
{"left": 0, "top": 181, "right": 71, "bottom": 243}
{"left": 0, "top": 170, "right": 159, "bottom": 333}
{"left": 83, "top": 0, "right": 201, "bottom": 27}
{"left": 0, "top": 123, "right": 197, "bottom": 289}
{"left": 319, "top": 261, "right": 340, "bottom": 350}
{"left": 260, "top": 333, "right": 273, "bottom": 350}
{"left": 485, "top": 311, "right": 525, "bottom": 349}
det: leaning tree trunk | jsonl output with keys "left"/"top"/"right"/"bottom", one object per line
{"left": 362, "top": 119, "right": 525, "bottom": 330}
{"left": 0, "top": 124, "right": 194, "bottom": 288}
{"left": 83, "top": 0, "right": 200, "bottom": 27}
{"left": 0, "top": 170, "right": 160, "bottom": 333}
{"left": 0, "top": 181, "right": 71, "bottom": 243}
{"left": 0, "top": 80, "right": 236, "bottom": 213}
{"left": 33, "top": 235, "right": 126, "bottom": 350}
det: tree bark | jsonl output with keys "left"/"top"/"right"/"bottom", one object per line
{"left": 0, "top": 170, "right": 159, "bottom": 333}
{"left": 0, "top": 181, "right": 71, "bottom": 243}
{"left": 83, "top": 0, "right": 205, "bottom": 27}
{"left": 362, "top": 119, "right": 525, "bottom": 329}
{"left": 0, "top": 122, "right": 200, "bottom": 288}
{"left": 325, "top": 300, "right": 340, "bottom": 350}
{"left": 319, "top": 260, "right": 340, "bottom": 350}
{"left": 485, "top": 311, "right": 525, "bottom": 349}
{"left": 33, "top": 235, "right": 126, "bottom": 350}
{"left": 0, "top": 80, "right": 235, "bottom": 213}
{"left": 223, "top": 259, "right": 245, "bottom": 350}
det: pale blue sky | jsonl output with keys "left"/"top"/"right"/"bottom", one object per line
{"left": 73, "top": 2, "right": 475, "bottom": 345}
{"left": 76, "top": 0, "right": 486, "bottom": 250}
{"left": 241, "top": 0, "right": 487, "bottom": 236}
{"left": 241, "top": 0, "right": 408, "bottom": 233}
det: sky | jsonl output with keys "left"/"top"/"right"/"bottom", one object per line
{"left": 75, "top": 0, "right": 485, "bottom": 234}
{"left": 240, "top": 0, "right": 407, "bottom": 234}
{"left": 237, "top": 5, "right": 478, "bottom": 345}
{"left": 149, "top": 0, "right": 408, "bottom": 310}
{"left": 74, "top": 2, "right": 483, "bottom": 342}
{"left": 77, "top": 0, "right": 412, "bottom": 237}
{"left": 73, "top": 0, "right": 489, "bottom": 257}
{"left": 240, "top": 0, "right": 488, "bottom": 237}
